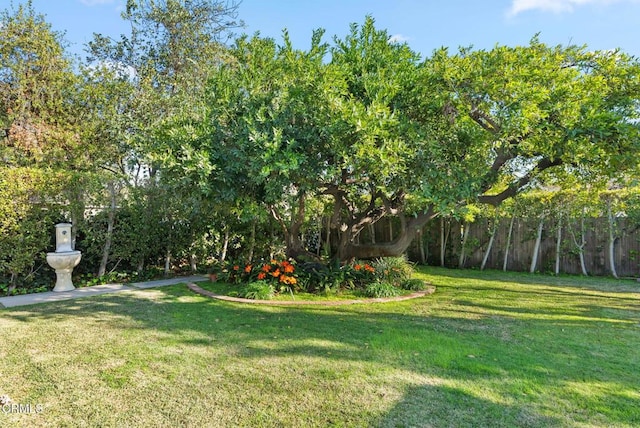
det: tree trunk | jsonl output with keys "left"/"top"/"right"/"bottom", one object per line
{"left": 270, "top": 196, "right": 319, "bottom": 261}
{"left": 418, "top": 228, "right": 426, "bottom": 264}
{"left": 607, "top": 200, "right": 619, "bottom": 279}
{"left": 339, "top": 210, "right": 436, "bottom": 260}
{"left": 481, "top": 220, "right": 498, "bottom": 271}
{"left": 568, "top": 213, "right": 588, "bottom": 276}
{"left": 578, "top": 244, "right": 588, "bottom": 276}
{"left": 440, "top": 217, "right": 448, "bottom": 267}
{"left": 8, "top": 272, "right": 17, "bottom": 293}
{"left": 530, "top": 216, "right": 544, "bottom": 273}
{"left": 316, "top": 218, "right": 322, "bottom": 257}
{"left": 98, "top": 181, "right": 117, "bottom": 277}
{"left": 164, "top": 248, "right": 171, "bottom": 276}
{"left": 554, "top": 215, "right": 562, "bottom": 276}
{"left": 503, "top": 215, "right": 515, "bottom": 272}
{"left": 247, "top": 219, "right": 256, "bottom": 263}
{"left": 190, "top": 253, "right": 197, "bottom": 272}
{"left": 220, "top": 226, "right": 229, "bottom": 263}
{"left": 458, "top": 222, "right": 470, "bottom": 268}
{"left": 324, "top": 216, "right": 331, "bottom": 255}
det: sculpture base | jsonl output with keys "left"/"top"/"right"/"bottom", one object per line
{"left": 46, "top": 251, "right": 82, "bottom": 292}
{"left": 53, "top": 269, "right": 76, "bottom": 292}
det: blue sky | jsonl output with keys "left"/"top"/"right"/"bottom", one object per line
{"left": 14, "top": 0, "right": 640, "bottom": 60}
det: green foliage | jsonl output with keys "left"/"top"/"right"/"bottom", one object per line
{"left": 240, "top": 281, "right": 274, "bottom": 300}
{"left": 400, "top": 278, "right": 428, "bottom": 291}
{"left": 163, "top": 17, "right": 640, "bottom": 261}
{"left": 0, "top": 1, "right": 82, "bottom": 167}
{"left": 372, "top": 256, "right": 414, "bottom": 286}
{"left": 363, "top": 281, "right": 400, "bottom": 298}
{"left": 77, "top": 271, "right": 131, "bottom": 287}
{"left": 292, "top": 262, "right": 342, "bottom": 294}
{"left": 3, "top": 6, "right": 640, "bottom": 284}
{"left": 294, "top": 261, "right": 376, "bottom": 293}
{"left": 0, "top": 167, "right": 65, "bottom": 291}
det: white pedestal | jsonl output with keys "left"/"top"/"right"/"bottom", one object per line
{"left": 46, "top": 251, "right": 82, "bottom": 292}
{"left": 53, "top": 268, "right": 76, "bottom": 292}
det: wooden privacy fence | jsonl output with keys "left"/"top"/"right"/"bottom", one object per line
{"left": 358, "top": 217, "right": 640, "bottom": 277}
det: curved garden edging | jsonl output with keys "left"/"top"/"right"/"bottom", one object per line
{"left": 186, "top": 282, "right": 435, "bottom": 306}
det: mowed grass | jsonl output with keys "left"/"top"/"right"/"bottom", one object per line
{"left": 1, "top": 267, "right": 639, "bottom": 427}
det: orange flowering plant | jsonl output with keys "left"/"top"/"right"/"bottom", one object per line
{"left": 347, "top": 261, "right": 377, "bottom": 288}
{"left": 256, "top": 259, "right": 298, "bottom": 290}
{"left": 219, "top": 259, "right": 299, "bottom": 290}
{"left": 219, "top": 260, "right": 258, "bottom": 284}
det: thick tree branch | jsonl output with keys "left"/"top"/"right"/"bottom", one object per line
{"left": 469, "top": 106, "right": 500, "bottom": 133}
{"left": 343, "top": 206, "right": 437, "bottom": 259}
{"left": 268, "top": 204, "right": 288, "bottom": 236}
{"left": 478, "top": 157, "right": 563, "bottom": 206}
{"left": 478, "top": 132, "right": 533, "bottom": 194}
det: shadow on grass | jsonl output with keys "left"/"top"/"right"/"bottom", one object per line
{"left": 419, "top": 266, "right": 640, "bottom": 293}
{"left": 374, "top": 384, "right": 561, "bottom": 428}
{"left": 2, "top": 275, "right": 639, "bottom": 426}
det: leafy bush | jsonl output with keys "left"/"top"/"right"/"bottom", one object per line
{"left": 240, "top": 282, "right": 274, "bottom": 300}
{"left": 351, "top": 261, "right": 377, "bottom": 288}
{"left": 363, "top": 281, "right": 400, "bottom": 298}
{"left": 373, "top": 256, "right": 414, "bottom": 286}
{"left": 296, "top": 262, "right": 343, "bottom": 293}
{"left": 400, "top": 278, "right": 428, "bottom": 291}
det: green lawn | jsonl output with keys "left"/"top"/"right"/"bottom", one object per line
{"left": 1, "top": 267, "right": 639, "bottom": 427}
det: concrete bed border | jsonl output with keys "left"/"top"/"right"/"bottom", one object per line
{"left": 186, "top": 282, "right": 435, "bottom": 306}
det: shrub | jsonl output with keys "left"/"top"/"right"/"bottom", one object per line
{"left": 351, "top": 261, "right": 377, "bottom": 288}
{"left": 255, "top": 259, "right": 298, "bottom": 288}
{"left": 219, "top": 259, "right": 299, "bottom": 288}
{"left": 400, "top": 278, "right": 428, "bottom": 291}
{"left": 240, "top": 282, "right": 274, "bottom": 300}
{"left": 296, "top": 262, "right": 345, "bottom": 293}
{"left": 373, "top": 256, "right": 414, "bottom": 286}
{"left": 363, "top": 281, "right": 400, "bottom": 298}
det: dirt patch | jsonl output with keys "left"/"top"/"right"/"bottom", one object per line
{"left": 186, "top": 283, "right": 435, "bottom": 306}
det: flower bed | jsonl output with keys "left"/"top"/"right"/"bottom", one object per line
{"left": 208, "top": 257, "right": 429, "bottom": 300}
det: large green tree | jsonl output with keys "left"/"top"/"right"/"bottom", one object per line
{"left": 83, "top": 0, "right": 244, "bottom": 274}
{"left": 157, "top": 18, "right": 640, "bottom": 261}
{"left": 429, "top": 39, "right": 640, "bottom": 207}
{"left": 160, "top": 18, "right": 447, "bottom": 260}
{"left": 0, "top": 2, "right": 87, "bottom": 288}
{"left": 0, "top": 1, "right": 82, "bottom": 166}
{"left": 87, "top": 0, "right": 243, "bottom": 165}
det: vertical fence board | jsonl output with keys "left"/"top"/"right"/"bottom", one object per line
{"left": 372, "top": 216, "right": 640, "bottom": 277}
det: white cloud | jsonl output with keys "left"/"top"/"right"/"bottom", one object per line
{"left": 79, "top": 0, "right": 116, "bottom": 6}
{"left": 388, "top": 34, "right": 411, "bottom": 44}
{"left": 507, "top": 0, "right": 638, "bottom": 16}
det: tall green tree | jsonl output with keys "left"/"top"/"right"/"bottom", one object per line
{"left": 0, "top": 1, "right": 82, "bottom": 166}
{"left": 83, "top": 0, "right": 243, "bottom": 274}
{"left": 0, "top": 2, "right": 89, "bottom": 289}
{"left": 160, "top": 18, "right": 640, "bottom": 262}
{"left": 429, "top": 39, "right": 640, "bottom": 207}
{"left": 87, "top": 0, "right": 243, "bottom": 168}
{"left": 160, "top": 18, "right": 447, "bottom": 260}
